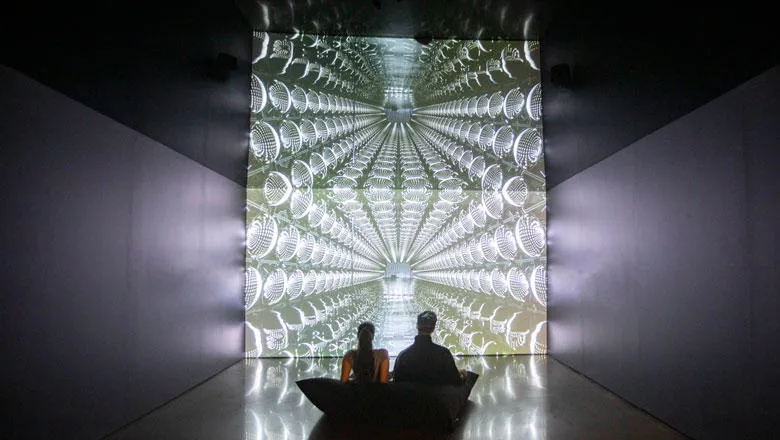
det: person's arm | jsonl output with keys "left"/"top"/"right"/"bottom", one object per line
{"left": 340, "top": 352, "right": 353, "bottom": 383}
{"left": 378, "top": 349, "right": 390, "bottom": 384}
{"left": 442, "top": 349, "right": 464, "bottom": 385}
{"left": 392, "top": 352, "right": 406, "bottom": 382}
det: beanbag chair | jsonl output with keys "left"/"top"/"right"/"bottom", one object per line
{"left": 296, "top": 372, "right": 478, "bottom": 432}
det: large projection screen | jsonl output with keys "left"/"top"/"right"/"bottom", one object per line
{"left": 245, "top": 33, "right": 546, "bottom": 357}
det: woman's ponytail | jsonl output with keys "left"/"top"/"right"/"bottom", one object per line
{"left": 354, "top": 322, "right": 375, "bottom": 382}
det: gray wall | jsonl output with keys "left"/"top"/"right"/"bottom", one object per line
{"left": 548, "top": 66, "right": 780, "bottom": 439}
{"left": 0, "top": 67, "right": 245, "bottom": 439}
{"left": 540, "top": 4, "right": 779, "bottom": 189}
{"left": 2, "top": 0, "right": 251, "bottom": 185}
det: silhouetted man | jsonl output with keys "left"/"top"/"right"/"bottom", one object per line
{"left": 393, "top": 311, "right": 465, "bottom": 385}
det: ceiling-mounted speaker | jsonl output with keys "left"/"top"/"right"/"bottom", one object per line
{"left": 208, "top": 52, "right": 238, "bottom": 81}
{"left": 550, "top": 63, "right": 573, "bottom": 89}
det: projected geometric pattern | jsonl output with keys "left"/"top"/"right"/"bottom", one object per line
{"left": 246, "top": 33, "right": 546, "bottom": 357}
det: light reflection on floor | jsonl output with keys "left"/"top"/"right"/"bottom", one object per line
{"left": 240, "top": 356, "right": 685, "bottom": 440}
{"left": 243, "top": 355, "right": 547, "bottom": 440}
{"left": 108, "top": 356, "right": 688, "bottom": 440}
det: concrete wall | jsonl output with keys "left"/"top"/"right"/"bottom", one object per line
{"left": 0, "top": 66, "right": 245, "bottom": 439}
{"left": 548, "top": 66, "right": 780, "bottom": 439}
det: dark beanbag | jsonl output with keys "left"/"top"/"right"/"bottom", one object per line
{"left": 296, "top": 372, "right": 479, "bottom": 432}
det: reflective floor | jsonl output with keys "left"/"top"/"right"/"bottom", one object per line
{"left": 106, "top": 356, "right": 688, "bottom": 440}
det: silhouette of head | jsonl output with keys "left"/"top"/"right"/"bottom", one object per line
{"left": 417, "top": 310, "right": 437, "bottom": 334}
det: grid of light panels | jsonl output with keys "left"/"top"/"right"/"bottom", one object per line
{"left": 246, "top": 33, "right": 545, "bottom": 357}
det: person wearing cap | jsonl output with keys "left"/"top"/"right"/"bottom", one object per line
{"left": 392, "top": 311, "right": 466, "bottom": 385}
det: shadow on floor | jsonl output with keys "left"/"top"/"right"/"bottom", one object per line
{"left": 306, "top": 401, "right": 478, "bottom": 440}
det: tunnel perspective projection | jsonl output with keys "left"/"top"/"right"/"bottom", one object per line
{"left": 245, "top": 32, "right": 546, "bottom": 357}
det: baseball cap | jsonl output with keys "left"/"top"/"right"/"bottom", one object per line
{"left": 417, "top": 310, "right": 437, "bottom": 328}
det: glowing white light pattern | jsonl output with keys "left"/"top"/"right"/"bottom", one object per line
{"left": 243, "top": 356, "right": 548, "bottom": 440}
{"left": 247, "top": 34, "right": 546, "bottom": 357}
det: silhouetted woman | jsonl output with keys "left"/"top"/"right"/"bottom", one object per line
{"left": 340, "top": 322, "right": 389, "bottom": 383}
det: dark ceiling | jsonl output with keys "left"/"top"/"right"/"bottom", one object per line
{"left": 233, "top": 0, "right": 778, "bottom": 43}
{"left": 3, "top": 0, "right": 776, "bottom": 188}
{"left": 235, "top": 0, "right": 552, "bottom": 41}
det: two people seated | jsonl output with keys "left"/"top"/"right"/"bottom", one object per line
{"left": 299, "top": 310, "right": 477, "bottom": 431}
{"left": 340, "top": 310, "right": 467, "bottom": 386}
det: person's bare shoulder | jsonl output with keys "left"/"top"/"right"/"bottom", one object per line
{"left": 343, "top": 349, "right": 357, "bottom": 360}
{"left": 375, "top": 348, "right": 389, "bottom": 359}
